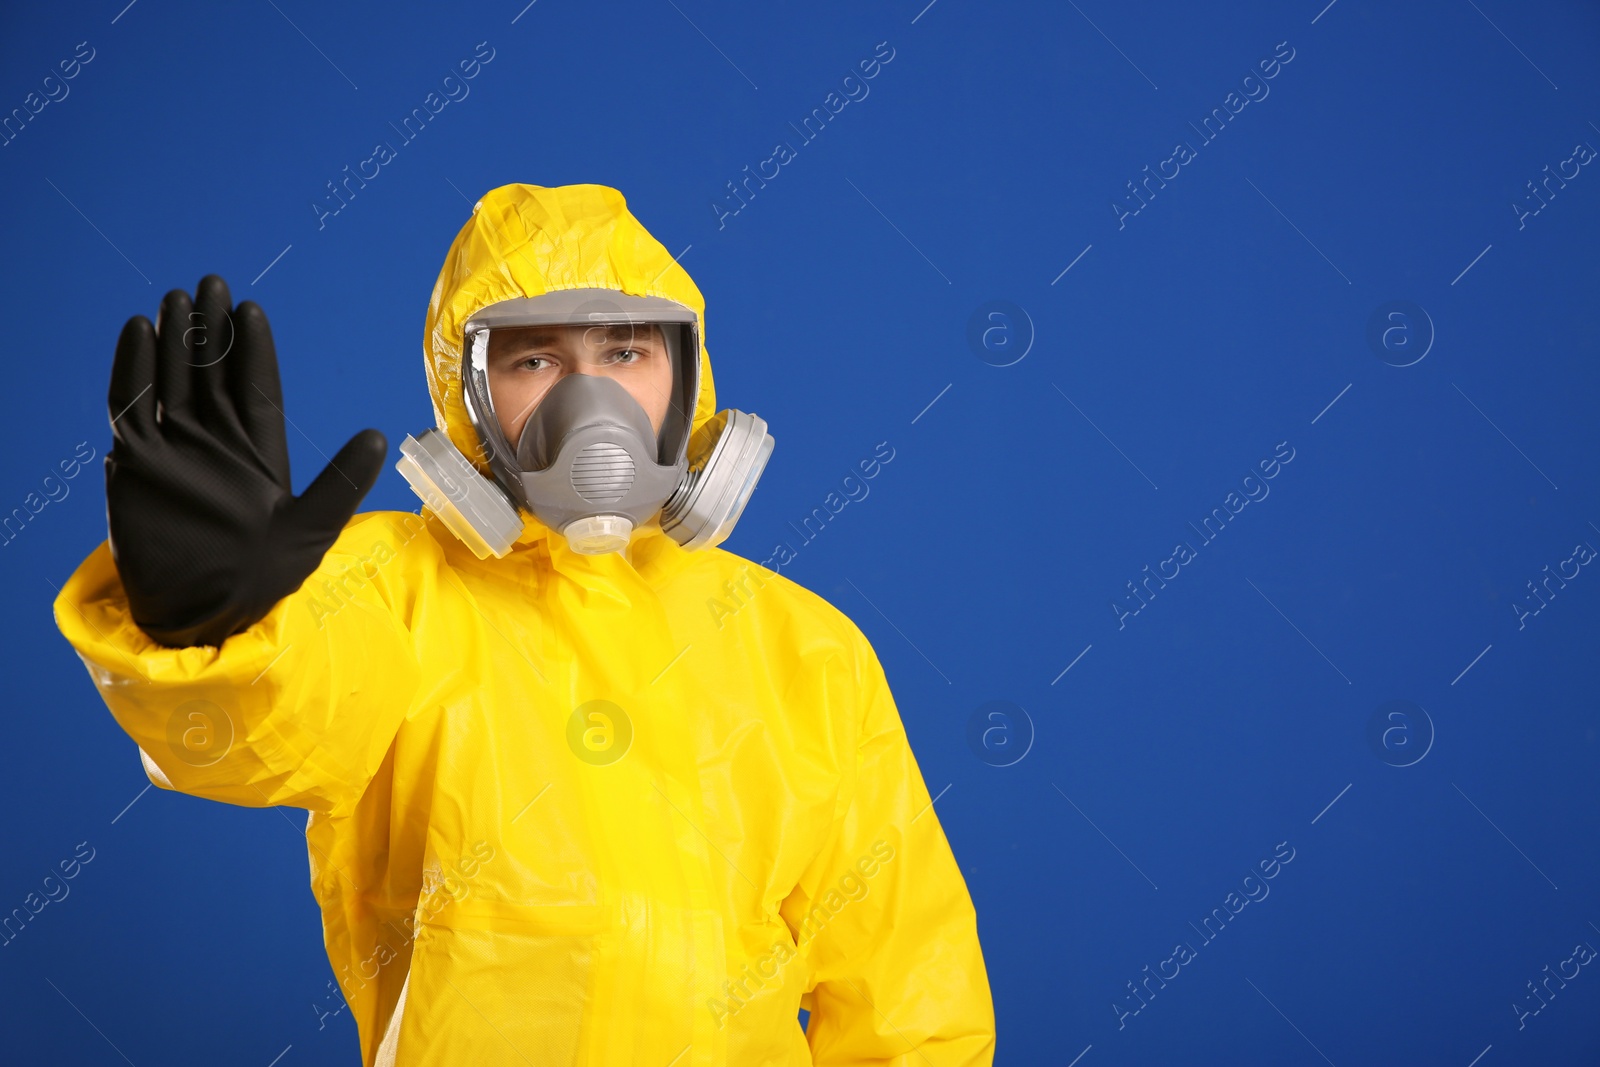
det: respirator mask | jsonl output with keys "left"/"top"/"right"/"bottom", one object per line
{"left": 396, "top": 289, "right": 774, "bottom": 558}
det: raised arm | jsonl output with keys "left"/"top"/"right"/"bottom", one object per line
{"left": 53, "top": 276, "right": 418, "bottom": 816}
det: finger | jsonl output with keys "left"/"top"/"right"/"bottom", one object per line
{"left": 227, "top": 300, "right": 291, "bottom": 487}
{"left": 190, "top": 275, "right": 246, "bottom": 440}
{"left": 289, "top": 429, "right": 387, "bottom": 537}
{"left": 154, "top": 287, "right": 195, "bottom": 417}
{"left": 108, "top": 315, "right": 157, "bottom": 438}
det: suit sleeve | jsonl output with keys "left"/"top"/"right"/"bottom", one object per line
{"left": 53, "top": 511, "right": 427, "bottom": 818}
{"left": 782, "top": 636, "right": 997, "bottom": 1066}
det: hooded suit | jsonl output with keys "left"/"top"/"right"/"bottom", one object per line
{"left": 54, "top": 182, "right": 995, "bottom": 1066}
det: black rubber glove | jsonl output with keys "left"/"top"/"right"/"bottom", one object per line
{"left": 105, "top": 275, "right": 387, "bottom": 648}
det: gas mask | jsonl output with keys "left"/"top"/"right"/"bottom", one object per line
{"left": 396, "top": 289, "right": 774, "bottom": 558}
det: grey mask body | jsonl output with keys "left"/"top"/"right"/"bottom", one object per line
{"left": 510, "top": 372, "right": 686, "bottom": 534}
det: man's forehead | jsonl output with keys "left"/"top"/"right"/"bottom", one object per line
{"left": 486, "top": 319, "right": 662, "bottom": 348}
{"left": 491, "top": 322, "right": 663, "bottom": 347}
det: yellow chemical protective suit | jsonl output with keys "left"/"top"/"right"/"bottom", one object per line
{"left": 54, "top": 183, "right": 995, "bottom": 1066}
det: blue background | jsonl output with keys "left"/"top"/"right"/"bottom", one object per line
{"left": 3, "top": 0, "right": 1598, "bottom": 1063}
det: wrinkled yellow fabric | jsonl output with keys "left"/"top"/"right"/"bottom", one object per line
{"left": 54, "top": 183, "right": 995, "bottom": 1066}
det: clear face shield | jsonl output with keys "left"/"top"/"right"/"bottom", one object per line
{"left": 397, "top": 289, "right": 774, "bottom": 559}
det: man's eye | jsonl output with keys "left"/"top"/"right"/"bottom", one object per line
{"left": 518, "top": 356, "right": 552, "bottom": 371}
{"left": 608, "top": 348, "right": 645, "bottom": 364}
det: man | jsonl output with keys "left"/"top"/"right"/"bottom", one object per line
{"left": 54, "top": 182, "right": 995, "bottom": 1065}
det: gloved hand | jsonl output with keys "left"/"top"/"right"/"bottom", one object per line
{"left": 105, "top": 275, "right": 387, "bottom": 648}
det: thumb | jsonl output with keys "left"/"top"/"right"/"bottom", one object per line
{"left": 289, "top": 428, "right": 388, "bottom": 536}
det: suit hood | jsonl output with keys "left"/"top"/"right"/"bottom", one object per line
{"left": 422, "top": 183, "right": 718, "bottom": 545}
